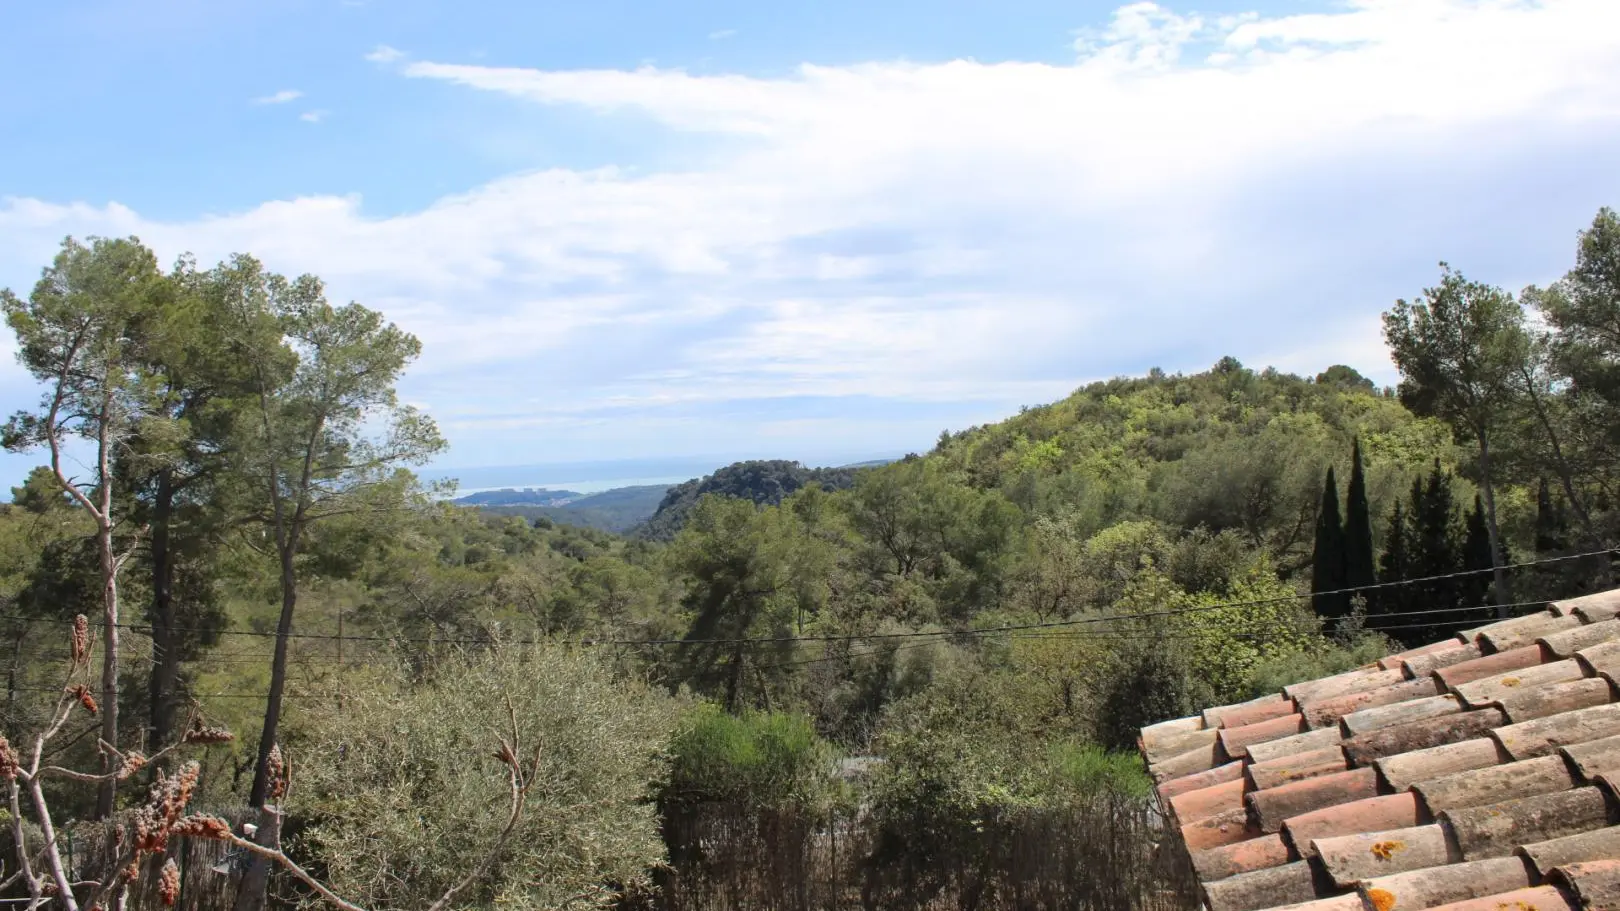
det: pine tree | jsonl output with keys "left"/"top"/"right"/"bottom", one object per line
{"left": 1311, "top": 466, "right": 1349, "bottom": 627}
{"left": 1406, "top": 461, "right": 1465, "bottom": 644}
{"left": 1344, "top": 438, "right": 1377, "bottom": 593}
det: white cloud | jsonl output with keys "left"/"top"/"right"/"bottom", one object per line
{"left": 5, "top": 0, "right": 1620, "bottom": 464}
{"left": 708, "top": 29, "right": 737, "bottom": 40}
{"left": 364, "top": 44, "right": 404, "bottom": 63}
{"left": 253, "top": 89, "right": 303, "bottom": 105}
{"left": 300, "top": 109, "right": 330, "bottom": 123}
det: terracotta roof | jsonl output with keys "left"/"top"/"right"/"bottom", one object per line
{"left": 1137, "top": 589, "right": 1620, "bottom": 911}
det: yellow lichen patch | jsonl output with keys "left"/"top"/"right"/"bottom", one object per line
{"left": 1494, "top": 902, "right": 1536, "bottom": 911}
{"left": 1368, "top": 887, "right": 1397, "bottom": 911}
{"left": 1370, "top": 840, "right": 1406, "bottom": 861}
{"left": 1501, "top": 677, "right": 1522, "bottom": 688}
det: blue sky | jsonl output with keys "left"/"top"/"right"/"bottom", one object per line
{"left": 3, "top": 0, "right": 1620, "bottom": 488}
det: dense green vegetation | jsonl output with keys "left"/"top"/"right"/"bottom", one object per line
{"left": 3, "top": 208, "right": 1618, "bottom": 909}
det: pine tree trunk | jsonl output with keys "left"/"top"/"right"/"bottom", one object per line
{"left": 95, "top": 517, "right": 120, "bottom": 818}
{"left": 248, "top": 552, "right": 298, "bottom": 807}
{"left": 1476, "top": 432, "right": 1511, "bottom": 618}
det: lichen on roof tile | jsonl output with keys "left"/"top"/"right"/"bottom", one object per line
{"left": 1540, "top": 618, "right": 1620, "bottom": 659}
{"left": 1135, "top": 585, "right": 1620, "bottom": 911}
{"left": 1375, "top": 737, "right": 1506, "bottom": 792}
{"left": 1434, "top": 646, "right": 1548, "bottom": 690}
{"left": 1286, "top": 667, "right": 1406, "bottom": 706}
{"left": 1474, "top": 610, "right": 1581, "bottom": 653}
{"left": 1246, "top": 745, "right": 1349, "bottom": 791}
{"left": 1246, "top": 767, "right": 1381, "bottom": 834}
{"left": 1302, "top": 677, "right": 1441, "bottom": 730}
{"left": 1219, "top": 713, "right": 1308, "bottom": 760}
{"left": 1190, "top": 832, "right": 1291, "bottom": 881}
{"left": 1558, "top": 731, "right": 1620, "bottom": 781}
{"left": 1279, "top": 792, "right": 1424, "bottom": 858}
{"left": 1248, "top": 726, "right": 1346, "bottom": 765}
{"left": 1556, "top": 589, "right": 1620, "bottom": 622}
{"left": 1202, "top": 859, "right": 1322, "bottom": 911}
{"left": 1518, "top": 824, "right": 1620, "bottom": 879}
{"left": 1411, "top": 753, "right": 1574, "bottom": 816}
{"left": 1356, "top": 855, "right": 1532, "bottom": 911}
{"left": 1159, "top": 759, "right": 1246, "bottom": 803}
{"left": 1451, "top": 659, "right": 1585, "bottom": 709}
{"left": 1547, "top": 858, "right": 1620, "bottom": 910}
{"left": 1341, "top": 694, "right": 1464, "bottom": 738}
{"left": 1496, "top": 676, "right": 1615, "bottom": 724}
{"left": 1439, "top": 786, "right": 1611, "bottom": 860}
{"left": 1205, "top": 692, "right": 1291, "bottom": 728}
{"left": 1343, "top": 708, "right": 1507, "bottom": 768}
{"left": 1420, "top": 884, "right": 1577, "bottom": 911}
{"left": 1314, "top": 823, "right": 1458, "bottom": 888}
{"left": 1491, "top": 700, "right": 1620, "bottom": 760}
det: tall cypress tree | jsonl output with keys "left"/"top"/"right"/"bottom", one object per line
{"left": 1311, "top": 466, "right": 1349, "bottom": 627}
{"left": 1534, "top": 477, "right": 1569, "bottom": 554}
{"left": 1344, "top": 438, "right": 1377, "bottom": 594}
{"left": 1407, "top": 461, "right": 1464, "bottom": 643}
{"left": 1462, "top": 494, "right": 1494, "bottom": 609}
{"left": 1377, "top": 500, "right": 1411, "bottom": 623}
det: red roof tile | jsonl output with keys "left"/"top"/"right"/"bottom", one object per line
{"left": 1340, "top": 694, "right": 1463, "bottom": 738}
{"left": 1474, "top": 611, "right": 1581, "bottom": 653}
{"left": 1246, "top": 767, "right": 1381, "bottom": 834}
{"left": 1190, "top": 833, "right": 1291, "bottom": 881}
{"left": 1248, "top": 727, "right": 1346, "bottom": 765}
{"left": 1279, "top": 793, "right": 1424, "bottom": 858}
{"left": 1548, "top": 858, "right": 1620, "bottom": 909}
{"left": 1539, "top": 618, "right": 1620, "bottom": 659}
{"left": 1219, "top": 713, "right": 1309, "bottom": 760}
{"left": 1219, "top": 696, "right": 1306, "bottom": 730}
{"left": 1246, "top": 746, "right": 1349, "bottom": 791}
{"left": 1204, "top": 692, "right": 1290, "bottom": 728}
{"left": 1182, "top": 806, "right": 1260, "bottom": 852}
{"left": 1419, "top": 884, "right": 1577, "bottom": 911}
{"left": 1411, "top": 754, "right": 1575, "bottom": 816}
{"left": 1433, "top": 646, "right": 1547, "bottom": 690}
{"left": 1171, "top": 776, "right": 1250, "bottom": 824}
{"left": 1202, "top": 860, "right": 1322, "bottom": 911}
{"left": 1342, "top": 708, "right": 1507, "bottom": 767}
{"left": 1518, "top": 825, "right": 1620, "bottom": 879}
{"left": 1355, "top": 856, "right": 1532, "bottom": 911}
{"left": 1374, "top": 737, "right": 1506, "bottom": 792}
{"left": 1138, "top": 589, "right": 1620, "bottom": 911}
{"left": 1491, "top": 701, "right": 1620, "bottom": 760}
{"left": 1450, "top": 659, "right": 1585, "bottom": 709}
{"left": 1496, "top": 677, "right": 1615, "bottom": 723}
{"left": 1301, "top": 678, "right": 1441, "bottom": 730}
{"left": 1439, "top": 786, "right": 1612, "bottom": 860}
{"left": 1159, "top": 759, "right": 1246, "bottom": 802}
{"left": 1314, "top": 823, "right": 1458, "bottom": 888}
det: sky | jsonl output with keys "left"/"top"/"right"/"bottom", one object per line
{"left": 2, "top": 0, "right": 1619, "bottom": 488}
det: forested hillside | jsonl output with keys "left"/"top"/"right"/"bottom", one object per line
{"left": 633, "top": 459, "right": 863, "bottom": 540}
{"left": 3, "top": 208, "right": 1619, "bottom": 910}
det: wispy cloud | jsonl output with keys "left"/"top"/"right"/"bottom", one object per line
{"left": 299, "top": 109, "right": 330, "bottom": 123}
{"left": 6, "top": 1, "right": 1620, "bottom": 465}
{"left": 708, "top": 29, "right": 737, "bottom": 40}
{"left": 364, "top": 44, "right": 404, "bottom": 63}
{"left": 252, "top": 89, "right": 303, "bottom": 105}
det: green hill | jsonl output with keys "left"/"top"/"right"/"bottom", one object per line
{"left": 474, "top": 484, "right": 672, "bottom": 533}
{"left": 633, "top": 460, "right": 866, "bottom": 541}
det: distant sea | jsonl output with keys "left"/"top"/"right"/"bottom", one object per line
{"left": 422, "top": 453, "right": 901, "bottom": 498}
{"left": 454, "top": 476, "right": 690, "bottom": 497}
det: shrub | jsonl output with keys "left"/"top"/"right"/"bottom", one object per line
{"left": 664, "top": 705, "right": 831, "bottom": 807}
{"left": 296, "top": 641, "right": 682, "bottom": 909}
